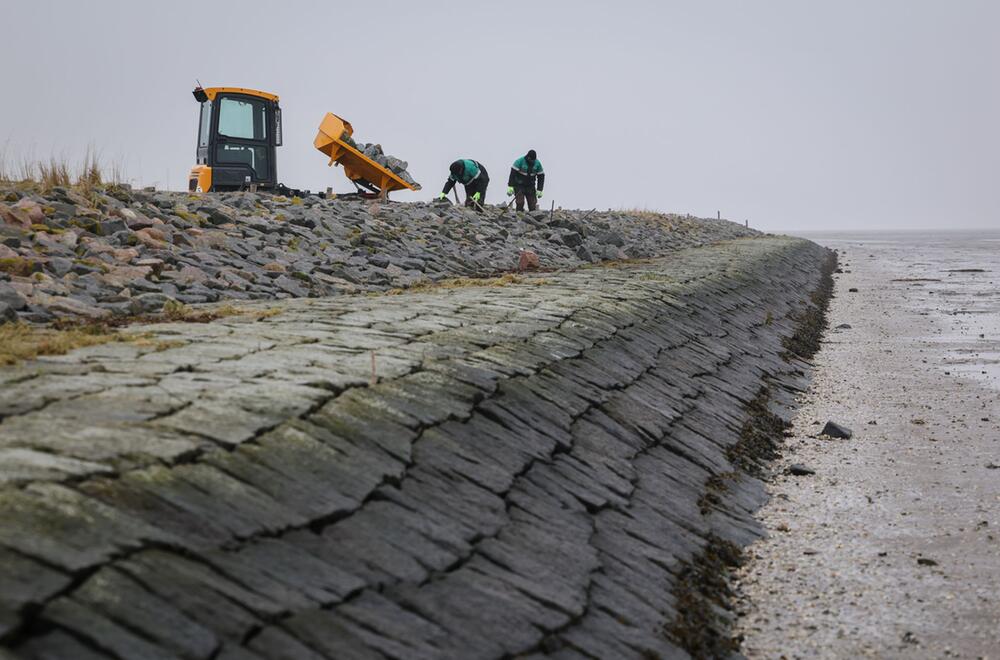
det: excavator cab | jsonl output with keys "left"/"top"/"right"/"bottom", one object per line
{"left": 189, "top": 86, "right": 282, "bottom": 192}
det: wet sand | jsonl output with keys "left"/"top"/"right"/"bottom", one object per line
{"left": 735, "top": 231, "right": 1000, "bottom": 658}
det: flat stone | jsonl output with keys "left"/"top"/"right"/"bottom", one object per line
{"left": 0, "top": 483, "right": 173, "bottom": 571}
{"left": 821, "top": 420, "right": 853, "bottom": 439}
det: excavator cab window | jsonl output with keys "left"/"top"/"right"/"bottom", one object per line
{"left": 218, "top": 97, "right": 267, "bottom": 141}
{"left": 197, "top": 101, "right": 212, "bottom": 149}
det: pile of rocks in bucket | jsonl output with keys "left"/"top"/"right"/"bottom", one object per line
{"left": 0, "top": 183, "right": 756, "bottom": 324}
{"left": 340, "top": 134, "right": 420, "bottom": 189}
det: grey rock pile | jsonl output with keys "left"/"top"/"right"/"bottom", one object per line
{"left": 0, "top": 183, "right": 756, "bottom": 324}
{"left": 340, "top": 135, "right": 420, "bottom": 189}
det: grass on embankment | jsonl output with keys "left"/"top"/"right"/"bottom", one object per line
{"left": 0, "top": 145, "right": 126, "bottom": 197}
{"left": 0, "top": 302, "right": 283, "bottom": 366}
{"left": 0, "top": 322, "right": 143, "bottom": 365}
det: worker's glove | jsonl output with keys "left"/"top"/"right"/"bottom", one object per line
{"left": 438, "top": 192, "right": 447, "bottom": 200}
{"left": 506, "top": 186, "right": 514, "bottom": 197}
{"left": 536, "top": 190, "right": 544, "bottom": 199}
{"left": 472, "top": 192, "right": 482, "bottom": 202}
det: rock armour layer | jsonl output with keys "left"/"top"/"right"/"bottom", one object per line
{"left": 0, "top": 236, "right": 829, "bottom": 659}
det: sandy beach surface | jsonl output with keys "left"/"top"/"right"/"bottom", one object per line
{"left": 735, "top": 231, "right": 1000, "bottom": 658}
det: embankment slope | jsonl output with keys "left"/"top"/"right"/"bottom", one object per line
{"left": 0, "top": 233, "right": 832, "bottom": 659}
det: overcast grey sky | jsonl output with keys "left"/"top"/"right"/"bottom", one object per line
{"left": 3, "top": 0, "right": 997, "bottom": 230}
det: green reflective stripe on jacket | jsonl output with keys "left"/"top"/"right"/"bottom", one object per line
{"left": 512, "top": 156, "right": 543, "bottom": 175}
{"left": 450, "top": 159, "right": 480, "bottom": 184}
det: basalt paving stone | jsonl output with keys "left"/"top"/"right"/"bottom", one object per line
{"left": 123, "top": 549, "right": 288, "bottom": 619}
{"left": 422, "top": 360, "right": 503, "bottom": 393}
{"left": 275, "top": 610, "right": 385, "bottom": 660}
{"left": 248, "top": 628, "right": 358, "bottom": 660}
{"left": 306, "top": 407, "right": 414, "bottom": 469}
{"left": 414, "top": 426, "right": 524, "bottom": 495}
{"left": 203, "top": 422, "right": 378, "bottom": 520}
{"left": 0, "top": 549, "right": 71, "bottom": 637}
{"left": 39, "top": 597, "right": 179, "bottom": 660}
{"left": 392, "top": 570, "right": 558, "bottom": 658}
{"left": 116, "top": 554, "right": 264, "bottom": 640}
{"left": 15, "top": 630, "right": 110, "bottom": 660}
{"left": 0, "top": 483, "right": 172, "bottom": 572}
{"left": 78, "top": 464, "right": 305, "bottom": 552}
{"left": 378, "top": 467, "right": 509, "bottom": 543}
{"left": 468, "top": 341, "right": 559, "bottom": 377}
{"left": 214, "top": 538, "right": 365, "bottom": 605}
{"left": 68, "top": 566, "right": 219, "bottom": 659}
{"left": 0, "top": 237, "right": 832, "bottom": 658}
{"left": 0, "top": 448, "right": 113, "bottom": 487}
{"left": 0, "top": 372, "right": 155, "bottom": 417}
{"left": 151, "top": 403, "right": 281, "bottom": 447}
{"left": 520, "top": 369, "right": 600, "bottom": 418}
{"left": 215, "top": 644, "right": 269, "bottom": 660}
{"left": 321, "top": 502, "right": 462, "bottom": 579}
{"left": 330, "top": 591, "right": 449, "bottom": 660}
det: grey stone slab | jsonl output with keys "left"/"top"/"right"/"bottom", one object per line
{"left": 0, "top": 548, "right": 72, "bottom": 626}
{"left": 15, "top": 630, "right": 110, "bottom": 660}
{"left": 152, "top": 401, "right": 285, "bottom": 447}
{"left": 309, "top": 395, "right": 418, "bottom": 463}
{"left": 40, "top": 597, "right": 178, "bottom": 660}
{"left": 0, "top": 448, "right": 112, "bottom": 487}
{"left": 0, "top": 608, "right": 17, "bottom": 644}
{"left": 0, "top": 415, "right": 201, "bottom": 467}
{"left": 422, "top": 359, "right": 503, "bottom": 393}
{"left": 214, "top": 644, "right": 268, "bottom": 660}
{"left": 278, "top": 609, "right": 387, "bottom": 660}
{"left": 473, "top": 519, "right": 596, "bottom": 620}
{"left": 118, "top": 553, "right": 262, "bottom": 641}
{"left": 166, "top": 463, "right": 306, "bottom": 537}
{"left": 246, "top": 626, "right": 331, "bottom": 660}
{"left": 204, "top": 421, "right": 371, "bottom": 520}
{"left": 0, "top": 373, "right": 154, "bottom": 417}
{"left": 332, "top": 591, "right": 450, "bottom": 660}
{"left": 70, "top": 567, "right": 219, "bottom": 659}
{"left": 80, "top": 474, "right": 233, "bottom": 551}
{"left": 378, "top": 468, "right": 508, "bottom": 548}
{"left": 123, "top": 549, "right": 287, "bottom": 619}
{"left": 224, "top": 538, "right": 365, "bottom": 605}
{"left": 0, "top": 484, "right": 173, "bottom": 571}
{"left": 396, "top": 569, "right": 554, "bottom": 658}
{"left": 560, "top": 608, "right": 686, "bottom": 660}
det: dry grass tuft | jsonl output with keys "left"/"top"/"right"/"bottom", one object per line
{"left": 0, "top": 322, "right": 127, "bottom": 365}
{"left": 47, "top": 301, "right": 284, "bottom": 335}
{"left": 0, "top": 146, "right": 125, "bottom": 195}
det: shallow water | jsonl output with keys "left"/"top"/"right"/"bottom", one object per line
{"left": 736, "top": 230, "right": 1000, "bottom": 657}
{"left": 795, "top": 230, "right": 1000, "bottom": 392}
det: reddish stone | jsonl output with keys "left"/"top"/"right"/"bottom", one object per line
{"left": 518, "top": 250, "right": 540, "bottom": 272}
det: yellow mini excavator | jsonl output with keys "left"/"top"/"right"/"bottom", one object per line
{"left": 189, "top": 85, "right": 420, "bottom": 198}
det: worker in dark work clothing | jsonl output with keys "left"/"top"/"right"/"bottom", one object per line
{"left": 506, "top": 149, "right": 545, "bottom": 211}
{"left": 439, "top": 159, "right": 489, "bottom": 209}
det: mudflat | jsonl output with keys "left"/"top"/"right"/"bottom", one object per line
{"left": 736, "top": 231, "right": 1000, "bottom": 657}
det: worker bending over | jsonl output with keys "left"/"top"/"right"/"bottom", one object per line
{"left": 506, "top": 149, "right": 545, "bottom": 211}
{"left": 439, "top": 159, "right": 489, "bottom": 209}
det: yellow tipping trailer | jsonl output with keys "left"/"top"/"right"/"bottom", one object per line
{"left": 314, "top": 113, "right": 421, "bottom": 198}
